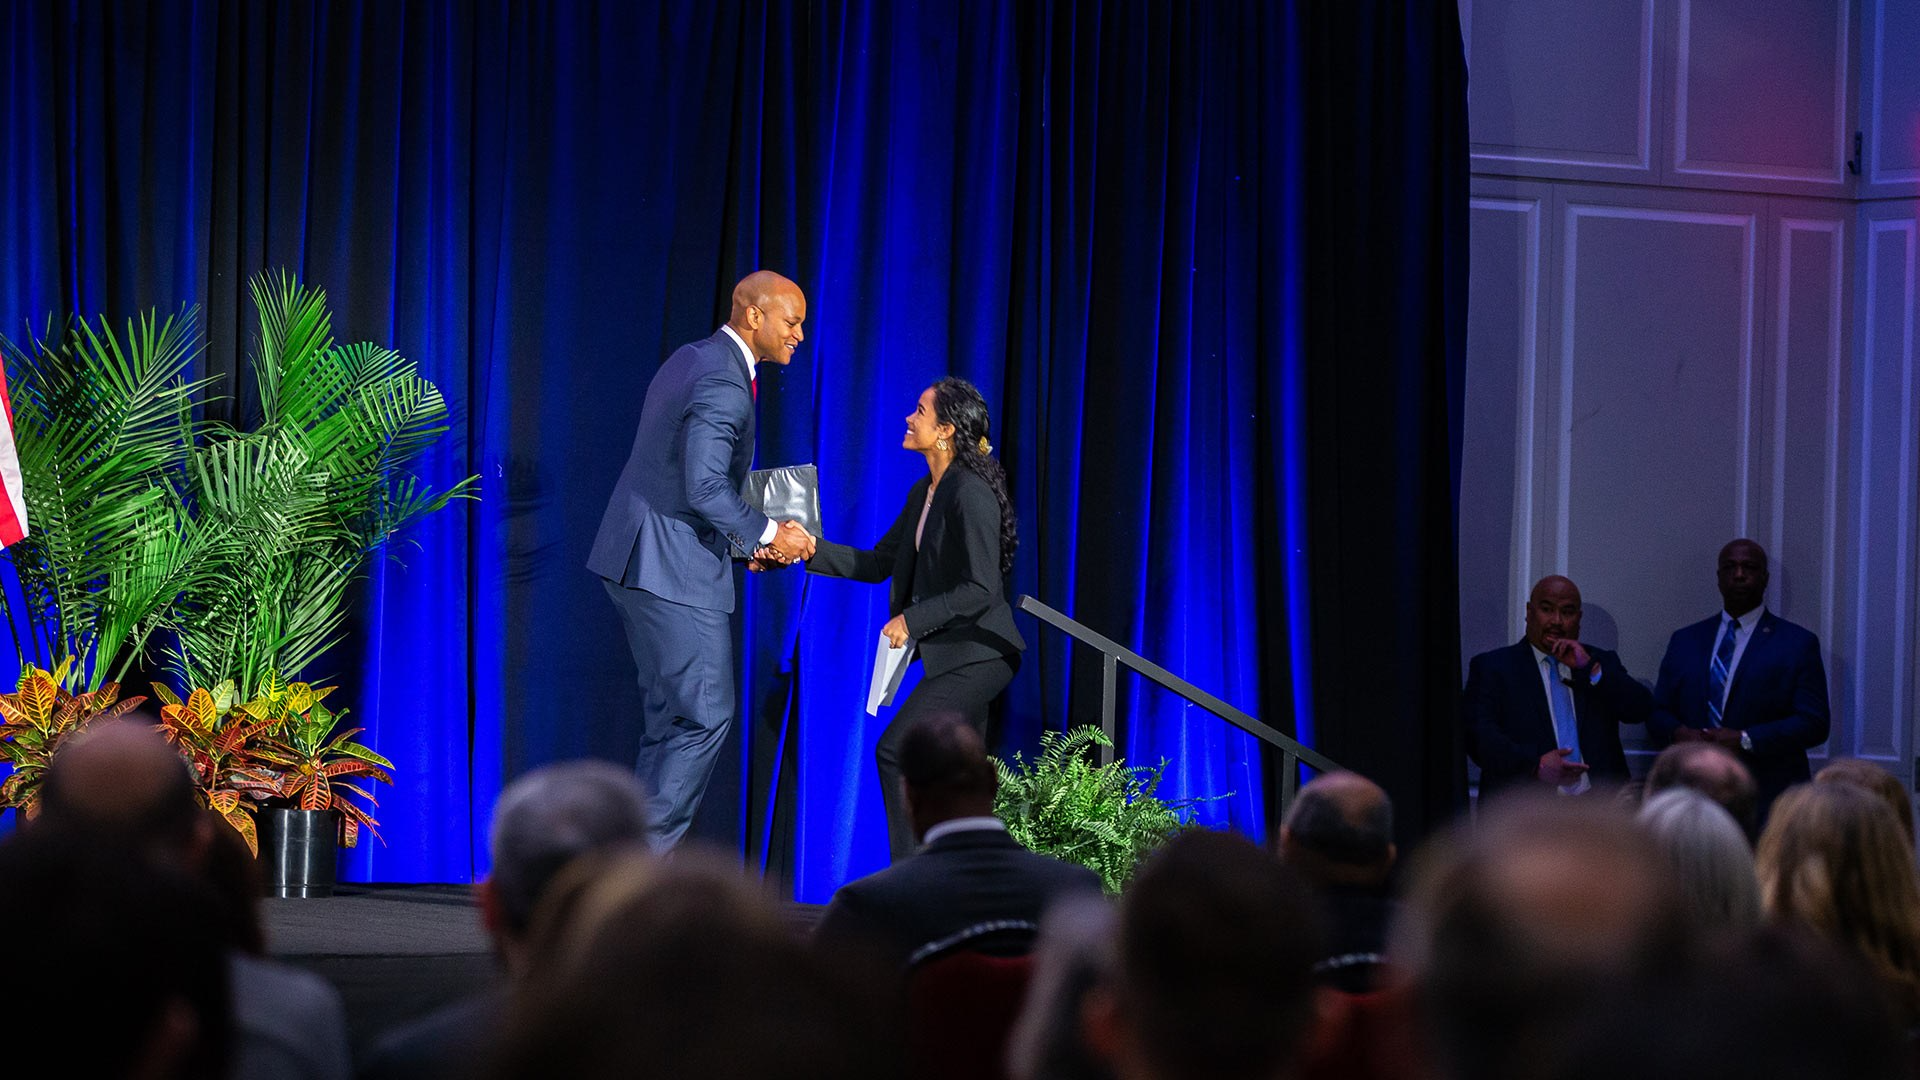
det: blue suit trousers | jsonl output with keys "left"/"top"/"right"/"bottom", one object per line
{"left": 602, "top": 579, "right": 733, "bottom": 851}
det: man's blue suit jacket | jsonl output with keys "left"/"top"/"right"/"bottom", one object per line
{"left": 1650, "top": 610, "right": 1830, "bottom": 812}
{"left": 1463, "top": 639, "right": 1651, "bottom": 799}
{"left": 587, "top": 330, "right": 771, "bottom": 613}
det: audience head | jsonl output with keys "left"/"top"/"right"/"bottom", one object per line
{"left": 482, "top": 760, "right": 651, "bottom": 972}
{"left": 1645, "top": 741, "right": 1758, "bottom": 840}
{"left": 1523, "top": 575, "right": 1582, "bottom": 654}
{"left": 1396, "top": 795, "right": 1689, "bottom": 1080}
{"left": 1717, "top": 538, "right": 1769, "bottom": 615}
{"left": 1756, "top": 781, "right": 1920, "bottom": 1024}
{"left": 38, "top": 716, "right": 210, "bottom": 861}
{"left": 488, "top": 846, "right": 897, "bottom": 1080}
{"left": 900, "top": 712, "right": 999, "bottom": 840}
{"left": 1816, "top": 759, "right": 1915, "bottom": 848}
{"left": 1279, "top": 770, "right": 1396, "bottom": 889}
{"left": 1549, "top": 926, "right": 1906, "bottom": 1080}
{"left": 1007, "top": 894, "right": 1119, "bottom": 1080}
{"left": 0, "top": 828, "right": 233, "bottom": 1078}
{"left": 1636, "top": 787, "right": 1760, "bottom": 930}
{"left": 1087, "top": 830, "right": 1326, "bottom": 1080}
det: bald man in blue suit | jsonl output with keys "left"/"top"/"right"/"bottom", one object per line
{"left": 587, "top": 271, "right": 814, "bottom": 850}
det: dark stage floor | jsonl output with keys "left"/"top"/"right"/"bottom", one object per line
{"left": 263, "top": 884, "right": 825, "bottom": 1060}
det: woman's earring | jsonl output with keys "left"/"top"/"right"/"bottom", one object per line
{"left": 937, "top": 438, "right": 948, "bottom": 451}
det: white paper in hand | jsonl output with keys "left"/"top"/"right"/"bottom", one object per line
{"left": 867, "top": 633, "right": 915, "bottom": 715}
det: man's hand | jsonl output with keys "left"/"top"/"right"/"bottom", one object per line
{"left": 1671, "top": 726, "right": 1707, "bottom": 743}
{"left": 1703, "top": 726, "right": 1744, "bottom": 750}
{"left": 747, "top": 550, "right": 779, "bottom": 572}
{"left": 1548, "top": 637, "right": 1593, "bottom": 674}
{"left": 1537, "top": 747, "right": 1590, "bottom": 785}
{"left": 882, "top": 614, "right": 910, "bottom": 649}
{"left": 767, "top": 520, "right": 814, "bottom": 563}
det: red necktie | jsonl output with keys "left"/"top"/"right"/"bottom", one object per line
{"left": 751, "top": 378, "right": 757, "bottom": 402}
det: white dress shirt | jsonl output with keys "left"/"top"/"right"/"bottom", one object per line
{"left": 1530, "top": 644, "right": 1598, "bottom": 795}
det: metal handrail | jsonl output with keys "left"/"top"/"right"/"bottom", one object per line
{"left": 1017, "top": 595, "right": 1342, "bottom": 814}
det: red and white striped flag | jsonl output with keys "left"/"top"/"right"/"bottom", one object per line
{"left": 0, "top": 363, "right": 28, "bottom": 548}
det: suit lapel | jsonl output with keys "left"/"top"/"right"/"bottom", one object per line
{"left": 710, "top": 329, "right": 756, "bottom": 468}
{"left": 1723, "top": 611, "right": 1776, "bottom": 716}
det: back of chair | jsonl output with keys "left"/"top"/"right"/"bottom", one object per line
{"left": 906, "top": 921, "right": 1040, "bottom": 1080}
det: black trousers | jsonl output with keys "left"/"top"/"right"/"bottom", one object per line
{"left": 878, "top": 654, "right": 1019, "bottom": 860}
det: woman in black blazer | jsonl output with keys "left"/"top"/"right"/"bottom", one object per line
{"left": 806, "top": 377, "right": 1025, "bottom": 860}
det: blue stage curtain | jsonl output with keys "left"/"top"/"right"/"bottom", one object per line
{"left": 1, "top": 0, "right": 1467, "bottom": 893}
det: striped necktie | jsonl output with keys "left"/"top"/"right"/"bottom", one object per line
{"left": 1706, "top": 618, "right": 1739, "bottom": 727}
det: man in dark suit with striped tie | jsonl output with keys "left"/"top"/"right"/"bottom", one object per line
{"left": 1463, "top": 575, "right": 1653, "bottom": 800}
{"left": 1650, "top": 539, "right": 1831, "bottom": 822}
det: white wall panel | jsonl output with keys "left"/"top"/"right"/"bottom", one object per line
{"left": 1674, "top": 0, "right": 1850, "bottom": 188}
{"left": 1850, "top": 216, "right": 1917, "bottom": 760}
{"left": 1465, "top": 0, "right": 1656, "bottom": 179}
{"left": 1866, "top": 0, "right": 1920, "bottom": 191}
{"left": 1461, "top": 195, "right": 1547, "bottom": 670}
{"left": 1557, "top": 203, "right": 1757, "bottom": 694}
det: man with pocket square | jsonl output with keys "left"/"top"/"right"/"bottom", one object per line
{"left": 587, "top": 270, "right": 816, "bottom": 851}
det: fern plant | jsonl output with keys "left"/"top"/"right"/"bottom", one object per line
{"left": 993, "top": 725, "right": 1206, "bottom": 895}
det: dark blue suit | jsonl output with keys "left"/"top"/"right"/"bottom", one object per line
{"left": 588, "top": 329, "right": 771, "bottom": 849}
{"left": 1462, "top": 639, "right": 1650, "bottom": 799}
{"left": 1650, "top": 611, "right": 1830, "bottom": 817}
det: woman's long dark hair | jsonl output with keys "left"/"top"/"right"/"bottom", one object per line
{"left": 930, "top": 377, "right": 1017, "bottom": 577}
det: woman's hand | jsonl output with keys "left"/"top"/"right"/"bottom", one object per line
{"left": 882, "top": 614, "right": 911, "bottom": 649}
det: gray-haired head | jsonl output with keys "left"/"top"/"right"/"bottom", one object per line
{"left": 1638, "top": 787, "right": 1760, "bottom": 930}
{"left": 488, "top": 761, "right": 651, "bottom": 933}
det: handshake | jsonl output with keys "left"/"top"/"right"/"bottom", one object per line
{"left": 748, "top": 520, "right": 816, "bottom": 572}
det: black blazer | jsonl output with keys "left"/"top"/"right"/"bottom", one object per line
{"left": 808, "top": 466, "right": 1024, "bottom": 679}
{"left": 1462, "top": 638, "right": 1651, "bottom": 798}
{"left": 1649, "top": 610, "right": 1830, "bottom": 814}
{"left": 811, "top": 827, "right": 1103, "bottom": 971}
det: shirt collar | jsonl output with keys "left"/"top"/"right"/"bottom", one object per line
{"left": 921, "top": 816, "right": 1007, "bottom": 846}
{"left": 719, "top": 324, "right": 757, "bottom": 381}
{"left": 1529, "top": 644, "right": 1564, "bottom": 672}
{"left": 1723, "top": 605, "right": 1764, "bottom": 632}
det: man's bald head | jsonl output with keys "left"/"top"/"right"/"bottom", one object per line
{"left": 39, "top": 719, "right": 203, "bottom": 853}
{"left": 1525, "top": 574, "right": 1584, "bottom": 654}
{"left": 727, "top": 271, "right": 807, "bottom": 368}
{"left": 1279, "top": 771, "right": 1396, "bottom": 886}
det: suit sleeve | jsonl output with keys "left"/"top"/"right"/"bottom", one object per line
{"left": 1747, "top": 635, "right": 1831, "bottom": 754}
{"left": 1593, "top": 649, "right": 1652, "bottom": 726}
{"left": 1648, "top": 632, "right": 1687, "bottom": 745}
{"left": 682, "top": 368, "right": 771, "bottom": 549}
{"left": 900, "top": 480, "right": 1000, "bottom": 640}
{"left": 808, "top": 491, "right": 915, "bottom": 583}
{"left": 1462, "top": 655, "right": 1537, "bottom": 781}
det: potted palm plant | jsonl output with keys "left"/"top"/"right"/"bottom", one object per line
{"left": 2, "top": 272, "right": 470, "bottom": 892}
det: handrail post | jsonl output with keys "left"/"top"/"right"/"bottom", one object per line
{"left": 1099, "top": 654, "right": 1117, "bottom": 766}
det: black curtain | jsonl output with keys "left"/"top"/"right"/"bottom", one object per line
{"left": 1303, "top": 0, "right": 1472, "bottom": 842}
